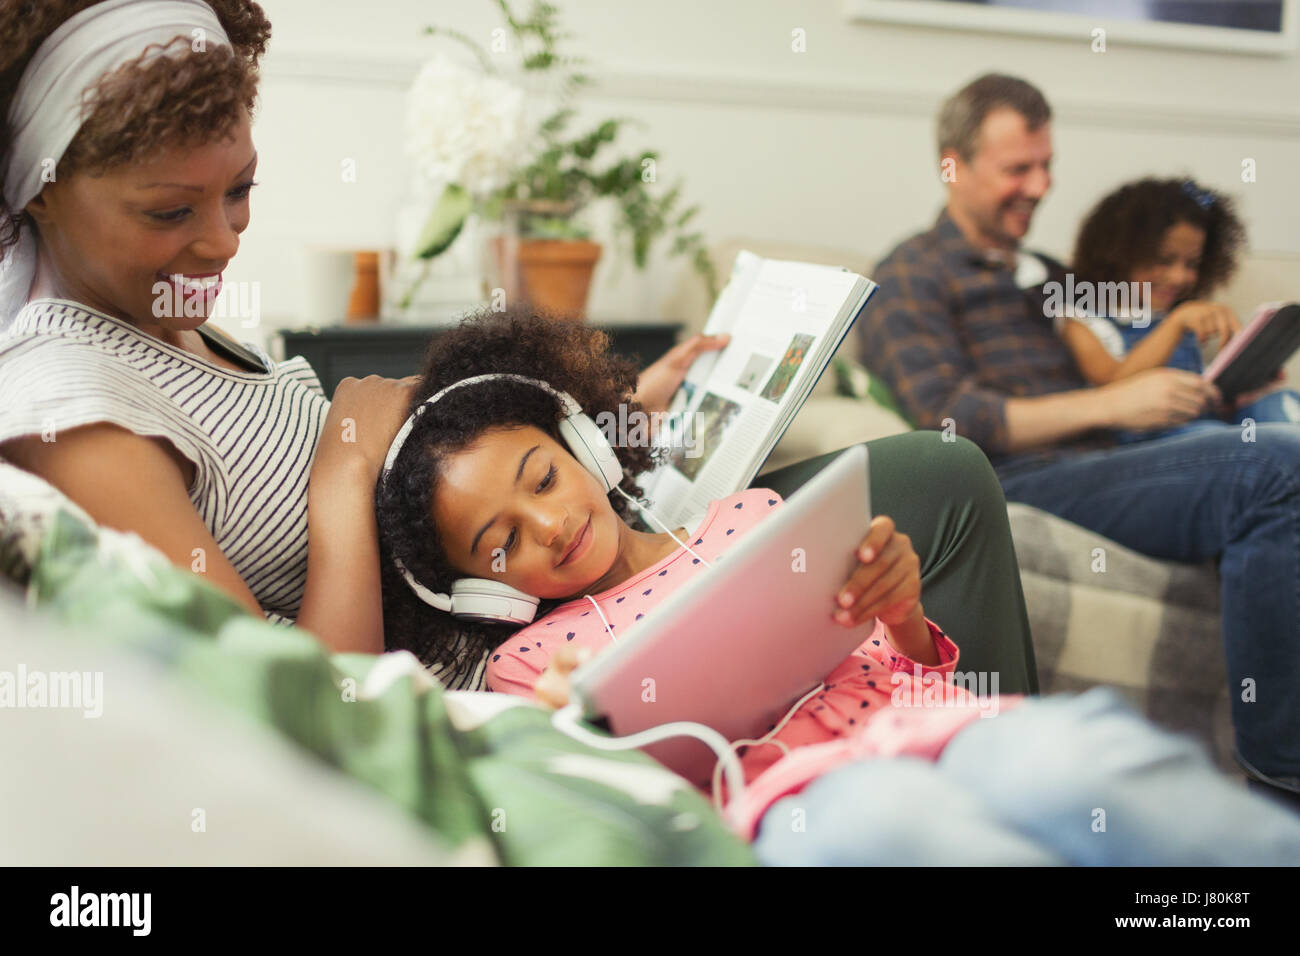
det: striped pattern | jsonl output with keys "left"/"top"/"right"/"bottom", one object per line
{"left": 429, "top": 638, "right": 490, "bottom": 693}
{"left": 0, "top": 300, "right": 329, "bottom": 624}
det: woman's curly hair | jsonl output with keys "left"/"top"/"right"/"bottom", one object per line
{"left": 1072, "top": 177, "right": 1246, "bottom": 302}
{"left": 1, "top": 0, "right": 271, "bottom": 251}
{"left": 376, "top": 305, "right": 659, "bottom": 684}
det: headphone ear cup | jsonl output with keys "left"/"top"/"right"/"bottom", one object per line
{"left": 448, "top": 578, "right": 540, "bottom": 625}
{"left": 559, "top": 413, "right": 624, "bottom": 492}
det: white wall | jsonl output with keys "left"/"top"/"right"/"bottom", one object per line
{"left": 233, "top": 0, "right": 1300, "bottom": 353}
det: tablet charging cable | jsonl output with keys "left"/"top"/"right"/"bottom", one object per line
{"left": 549, "top": 487, "right": 816, "bottom": 827}
{"left": 550, "top": 701, "right": 748, "bottom": 824}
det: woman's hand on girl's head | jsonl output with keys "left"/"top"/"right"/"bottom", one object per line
{"left": 632, "top": 333, "right": 731, "bottom": 414}
{"left": 313, "top": 375, "right": 421, "bottom": 485}
{"left": 834, "top": 515, "right": 922, "bottom": 629}
{"left": 1169, "top": 300, "right": 1241, "bottom": 345}
{"left": 301, "top": 374, "right": 421, "bottom": 656}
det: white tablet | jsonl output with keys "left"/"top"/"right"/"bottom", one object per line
{"left": 570, "top": 444, "right": 872, "bottom": 786}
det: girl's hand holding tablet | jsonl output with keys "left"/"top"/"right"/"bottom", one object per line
{"left": 835, "top": 516, "right": 939, "bottom": 666}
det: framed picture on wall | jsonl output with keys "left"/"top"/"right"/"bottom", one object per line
{"left": 845, "top": 0, "right": 1299, "bottom": 54}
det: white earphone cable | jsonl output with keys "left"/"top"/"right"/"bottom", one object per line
{"left": 580, "top": 489, "right": 712, "bottom": 640}
{"left": 550, "top": 701, "right": 748, "bottom": 824}
{"left": 584, "top": 594, "right": 617, "bottom": 642}
{"left": 709, "top": 681, "right": 826, "bottom": 800}
{"left": 549, "top": 486, "right": 804, "bottom": 825}
{"left": 614, "top": 486, "right": 713, "bottom": 568}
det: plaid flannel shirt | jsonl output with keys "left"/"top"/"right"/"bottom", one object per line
{"left": 859, "top": 208, "right": 1117, "bottom": 475}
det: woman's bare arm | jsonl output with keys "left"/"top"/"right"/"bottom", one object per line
{"left": 2, "top": 425, "right": 268, "bottom": 618}
{"left": 297, "top": 374, "right": 423, "bottom": 654}
{"left": 295, "top": 444, "right": 386, "bottom": 654}
{"left": 1, "top": 377, "right": 415, "bottom": 656}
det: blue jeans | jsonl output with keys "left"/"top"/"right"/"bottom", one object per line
{"left": 1238, "top": 387, "right": 1300, "bottom": 426}
{"left": 997, "top": 424, "right": 1300, "bottom": 786}
{"left": 754, "top": 688, "right": 1300, "bottom": 865}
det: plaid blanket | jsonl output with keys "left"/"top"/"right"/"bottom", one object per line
{"left": 1006, "top": 503, "right": 1238, "bottom": 777}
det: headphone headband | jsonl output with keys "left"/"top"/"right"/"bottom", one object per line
{"left": 381, "top": 373, "right": 579, "bottom": 482}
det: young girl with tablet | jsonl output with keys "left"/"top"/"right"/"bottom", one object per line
{"left": 1065, "top": 177, "right": 1300, "bottom": 441}
{"left": 376, "top": 306, "right": 1300, "bottom": 865}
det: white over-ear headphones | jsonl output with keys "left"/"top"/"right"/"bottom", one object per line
{"left": 379, "top": 374, "right": 625, "bottom": 625}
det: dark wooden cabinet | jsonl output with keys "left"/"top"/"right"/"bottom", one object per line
{"left": 278, "top": 322, "right": 683, "bottom": 398}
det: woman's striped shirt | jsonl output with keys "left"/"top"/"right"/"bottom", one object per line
{"left": 0, "top": 299, "right": 328, "bottom": 625}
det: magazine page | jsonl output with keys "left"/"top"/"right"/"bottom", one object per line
{"left": 642, "top": 255, "right": 865, "bottom": 526}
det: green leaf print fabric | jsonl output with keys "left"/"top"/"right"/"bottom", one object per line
{"left": 23, "top": 508, "right": 754, "bottom": 866}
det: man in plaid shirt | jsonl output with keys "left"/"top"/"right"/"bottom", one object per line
{"left": 860, "top": 73, "right": 1300, "bottom": 799}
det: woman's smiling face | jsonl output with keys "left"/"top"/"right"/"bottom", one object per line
{"left": 25, "top": 108, "right": 257, "bottom": 330}
{"left": 432, "top": 425, "right": 625, "bottom": 600}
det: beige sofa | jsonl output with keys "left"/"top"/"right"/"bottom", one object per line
{"left": 667, "top": 239, "right": 1300, "bottom": 779}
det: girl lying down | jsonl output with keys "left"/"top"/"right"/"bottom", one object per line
{"left": 376, "top": 307, "right": 1300, "bottom": 865}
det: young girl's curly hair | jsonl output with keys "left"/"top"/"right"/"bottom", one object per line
{"left": 1, "top": 0, "right": 272, "bottom": 251}
{"left": 1072, "top": 177, "right": 1246, "bottom": 302}
{"left": 376, "top": 305, "right": 658, "bottom": 686}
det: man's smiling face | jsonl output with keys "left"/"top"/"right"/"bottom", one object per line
{"left": 946, "top": 107, "right": 1053, "bottom": 252}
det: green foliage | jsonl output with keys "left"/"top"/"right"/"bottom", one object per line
{"left": 413, "top": 183, "right": 473, "bottom": 261}
{"left": 424, "top": 0, "right": 717, "bottom": 300}
{"left": 401, "top": 183, "right": 476, "bottom": 310}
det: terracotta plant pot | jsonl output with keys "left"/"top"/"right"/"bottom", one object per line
{"left": 346, "top": 250, "right": 381, "bottom": 322}
{"left": 513, "top": 239, "right": 603, "bottom": 320}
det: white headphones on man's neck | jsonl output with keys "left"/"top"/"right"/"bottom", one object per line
{"left": 379, "top": 374, "right": 625, "bottom": 625}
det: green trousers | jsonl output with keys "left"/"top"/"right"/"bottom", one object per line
{"left": 756, "top": 431, "right": 1040, "bottom": 695}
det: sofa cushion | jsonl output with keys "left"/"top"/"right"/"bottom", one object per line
{"left": 761, "top": 395, "right": 912, "bottom": 475}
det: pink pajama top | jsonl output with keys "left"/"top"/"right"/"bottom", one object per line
{"left": 486, "top": 488, "right": 1025, "bottom": 838}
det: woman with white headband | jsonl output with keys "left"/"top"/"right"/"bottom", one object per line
{"left": 0, "top": 1, "right": 1038, "bottom": 699}
{"left": 0, "top": 0, "right": 406, "bottom": 657}
{"left": 0, "top": 0, "right": 728, "bottom": 666}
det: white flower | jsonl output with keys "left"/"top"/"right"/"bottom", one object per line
{"left": 405, "top": 57, "right": 530, "bottom": 197}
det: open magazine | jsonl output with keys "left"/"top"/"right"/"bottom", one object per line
{"left": 638, "top": 251, "right": 876, "bottom": 527}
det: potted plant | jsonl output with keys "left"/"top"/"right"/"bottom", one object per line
{"left": 401, "top": 0, "right": 717, "bottom": 318}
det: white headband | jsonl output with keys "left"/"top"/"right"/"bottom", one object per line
{"left": 0, "top": 0, "right": 232, "bottom": 329}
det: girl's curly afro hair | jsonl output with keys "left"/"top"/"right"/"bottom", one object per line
{"left": 375, "top": 304, "right": 658, "bottom": 686}
{"left": 1071, "top": 177, "right": 1246, "bottom": 303}
{"left": 1, "top": 0, "right": 271, "bottom": 252}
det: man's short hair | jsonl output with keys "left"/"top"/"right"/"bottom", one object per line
{"left": 937, "top": 74, "right": 1052, "bottom": 161}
